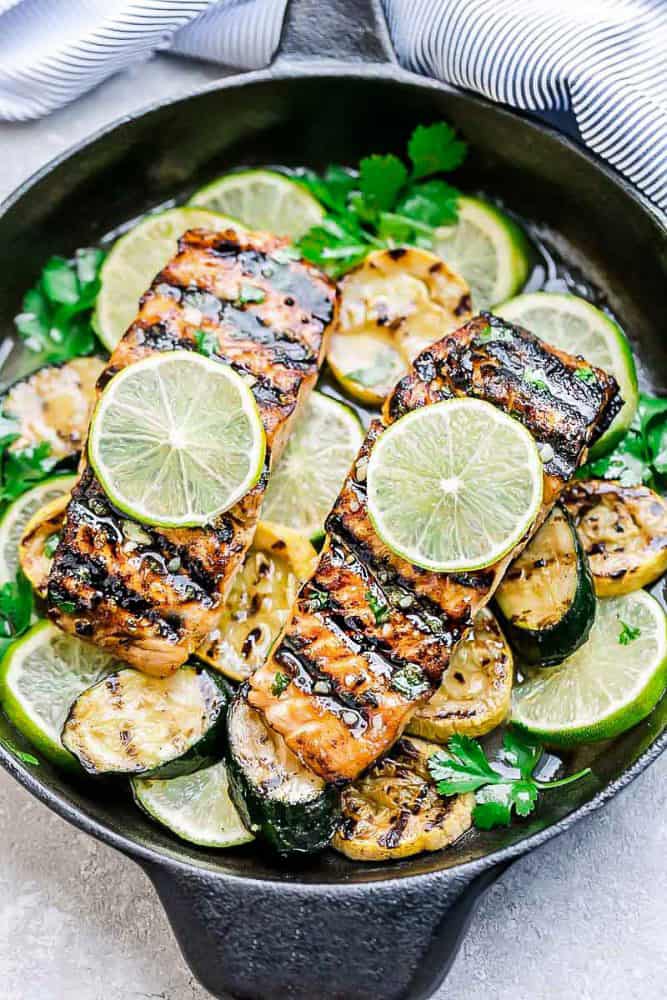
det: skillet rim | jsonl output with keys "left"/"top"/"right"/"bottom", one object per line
{"left": 0, "top": 61, "right": 665, "bottom": 889}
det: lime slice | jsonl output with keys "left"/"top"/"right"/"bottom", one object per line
{"left": 512, "top": 591, "right": 667, "bottom": 745}
{"left": 94, "top": 207, "right": 242, "bottom": 351}
{"left": 496, "top": 292, "right": 638, "bottom": 458}
{"left": 0, "top": 474, "right": 77, "bottom": 585}
{"left": 433, "top": 196, "right": 530, "bottom": 311}
{"left": 0, "top": 621, "right": 120, "bottom": 769}
{"left": 262, "top": 391, "right": 364, "bottom": 541}
{"left": 367, "top": 398, "right": 543, "bottom": 572}
{"left": 327, "top": 330, "right": 407, "bottom": 406}
{"left": 88, "top": 352, "right": 266, "bottom": 528}
{"left": 132, "top": 760, "right": 254, "bottom": 848}
{"left": 189, "top": 169, "right": 324, "bottom": 240}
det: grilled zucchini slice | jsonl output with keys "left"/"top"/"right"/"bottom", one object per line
{"left": 226, "top": 687, "right": 339, "bottom": 856}
{"left": 563, "top": 480, "right": 667, "bottom": 596}
{"left": 407, "top": 608, "right": 513, "bottom": 742}
{"left": 333, "top": 736, "right": 474, "bottom": 861}
{"left": 19, "top": 492, "right": 70, "bottom": 597}
{"left": 495, "top": 505, "right": 596, "bottom": 666}
{"left": 1, "top": 357, "right": 104, "bottom": 461}
{"left": 62, "top": 665, "right": 229, "bottom": 778}
{"left": 196, "top": 521, "right": 316, "bottom": 682}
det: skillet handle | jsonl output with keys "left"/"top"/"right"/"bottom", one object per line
{"left": 143, "top": 858, "right": 505, "bottom": 1000}
{"left": 273, "top": 0, "right": 397, "bottom": 67}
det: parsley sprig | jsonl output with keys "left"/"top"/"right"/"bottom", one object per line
{"left": 14, "top": 249, "right": 105, "bottom": 363}
{"left": 297, "top": 122, "right": 467, "bottom": 278}
{"left": 579, "top": 393, "right": 667, "bottom": 491}
{"left": 0, "top": 570, "right": 34, "bottom": 660}
{"left": 428, "top": 728, "right": 591, "bottom": 830}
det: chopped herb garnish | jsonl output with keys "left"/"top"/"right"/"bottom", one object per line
{"left": 43, "top": 532, "right": 61, "bottom": 558}
{"left": 574, "top": 366, "right": 597, "bottom": 384}
{"left": 306, "top": 586, "right": 329, "bottom": 611}
{"left": 346, "top": 353, "right": 396, "bottom": 390}
{"left": 271, "top": 671, "right": 291, "bottom": 697}
{"left": 365, "top": 590, "right": 390, "bottom": 626}
{"left": 523, "top": 369, "right": 549, "bottom": 393}
{"left": 194, "top": 328, "right": 218, "bottom": 357}
{"left": 54, "top": 598, "right": 77, "bottom": 615}
{"left": 238, "top": 283, "right": 266, "bottom": 305}
{"left": 296, "top": 121, "right": 466, "bottom": 278}
{"left": 0, "top": 740, "right": 39, "bottom": 766}
{"left": 428, "top": 728, "right": 591, "bottom": 830}
{"left": 618, "top": 621, "right": 641, "bottom": 645}
{"left": 14, "top": 249, "right": 104, "bottom": 362}
{"left": 391, "top": 664, "right": 430, "bottom": 699}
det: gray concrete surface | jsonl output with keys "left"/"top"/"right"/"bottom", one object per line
{"left": 0, "top": 54, "right": 665, "bottom": 1000}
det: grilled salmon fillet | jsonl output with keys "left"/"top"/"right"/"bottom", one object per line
{"left": 47, "top": 228, "right": 337, "bottom": 675}
{"left": 249, "top": 313, "right": 621, "bottom": 782}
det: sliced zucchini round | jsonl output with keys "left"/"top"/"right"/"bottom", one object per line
{"left": 495, "top": 504, "right": 596, "bottom": 666}
{"left": 19, "top": 492, "right": 70, "bottom": 597}
{"left": 407, "top": 608, "right": 513, "bottom": 742}
{"left": 1, "top": 357, "right": 104, "bottom": 461}
{"left": 226, "top": 687, "right": 339, "bottom": 856}
{"left": 563, "top": 479, "right": 667, "bottom": 596}
{"left": 62, "top": 665, "right": 229, "bottom": 778}
{"left": 334, "top": 245, "right": 471, "bottom": 383}
{"left": 132, "top": 760, "right": 254, "bottom": 849}
{"left": 196, "top": 521, "right": 316, "bottom": 682}
{"left": 333, "top": 736, "right": 474, "bottom": 861}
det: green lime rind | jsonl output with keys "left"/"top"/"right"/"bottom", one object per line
{"left": 511, "top": 590, "right": 667, "bottom": 746}
{"left": 93, "top": 207, "right": 243, "bottom": 352}
{"left": 88, "top": 352, "right": 266, "bottom": 529}
{"left": 496, "top": 291, "right": 639, "bottom": 459}
{"left": 0, "top": 621, "right": 121, "bottom": 770}
{"left": 0, "top": 474, "right": 77, "bottom": 586}
{"left": 132, "top": 760, "right": 254, "bottom": 849}
{"left": 367, "top": 398, "right": 544, "bottom": 573}
{"left": 262, "top": 391, "right": 364, "bottom": 542}
{"left": 189, "top": 169, "right": 324, "bottom": 240}
{"left": 433, "top": 196, "right": 531, "bottom": 311}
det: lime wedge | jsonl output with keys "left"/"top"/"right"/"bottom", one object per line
{"left": 433, "top": 196, "right": 530, "bottom": 310}
{"left": 512, "top": 591, "right": 667, "bottom": 745}
{"left": 132, "top": 760, "right": 254, "bottom": 848}
{"left": 327, "top": 330, "right": 407, "bottom": 406}
{"left": 0, "top": 474, "right": 77, "bottom": 585}
{"left": 94, "top": 207, "right": 242, "bottom": 352}
{"left": 88, "top": 352, "right": 266, "bottom": 528}
{"left": 189, "top": 169, "right": 324, "bottom": 240}
{"left": 496, "top": 292, "right": 638, "bottom": 457}
{"left": 262, "top": 391, "right": 363, "bottom": 541}
{"left": 0, "top": 621, "right": 120, "bottom": 769}
{"left": 367, "top": 398, "right": 543, "bottom": 572}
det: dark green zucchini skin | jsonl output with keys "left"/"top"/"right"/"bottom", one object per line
{"left": 226, "top": 686, "right": 339, "bottom": 856}
{"left": 62, "top": 666, "right": 231, "bottom": 779}
{"left": 495, "top": 506, "right": 596, "bottom": 667}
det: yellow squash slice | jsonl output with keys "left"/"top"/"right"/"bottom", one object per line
{"left": 19, "top": 493, "right": 71, "bottom": 597}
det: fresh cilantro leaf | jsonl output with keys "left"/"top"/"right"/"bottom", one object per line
{"left": 579, "top": 392, "right": 667, "bottom": 490}
{"left": 523, "top": 368, "right": 549, "bottom": 392}
{"left": 574, "top": 366, "right": 597, "bottom": 384}
{"left": 298, "top": 218, "right": 370, "bottom": 279}
{"left": 14, "top": 249, "right": 104, "bottom": 362}
{"left": 0, "top": 415, "right": 19, "bottom": 450}
{"left": 394, "top": 179, "right": 460, "bottom": 228}
{"left": 618, "top": 620, "right": 641, "bottom": 645}
{"left": 0, "top": 443, "right": 58, "bottom": 505}
{"left": 0, "top": 740, "right": 40, "bottom": 766}
{"left": 271, "top": 671, "right": 291, "bottom": 697}
{"left": 194, "top": 328, "right": 218, "bottom": 357}
{"left": 429, "top": 727, "right": 591, "bottom": 830}
{"left": 44, "top": 532, "right": 61, "bottom": 558}
{"left": 391, "top": 664, "right": 430, "bottom": 699}
{"left": 299, "top": 166, "right": 358, "bottom": 214}
{"left": 0, "top": 570, "right": 34, "bottom": 659}
{"left": 238, "top": 283, "right": 266, "bottom": 305}
{"left": 306, "top": 586, "right": 329, "bottom": 611}
{"left": 359, "top": 154, "right": 408, "bottom": 215}
{"left": 365, "top": 590, "right": 390, "bottom": 626}
{"left": 54, "top": 598, "right": 77, "bottom": 615}
{"left": 408, "top": 123, "right": 467, "bottom": 179}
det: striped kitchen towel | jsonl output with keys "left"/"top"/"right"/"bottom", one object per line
{"left": 0, "top": 0, "right": 664, "bottom": 213}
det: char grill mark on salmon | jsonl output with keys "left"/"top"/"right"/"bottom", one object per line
{"left": 249, "top": 314, "right": 621, "bottom": 783}
{"left": 47, "top": 228, "right": 337, "bottom": 675}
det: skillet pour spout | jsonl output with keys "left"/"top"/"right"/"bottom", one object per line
{"left": 0, "top": 0, "right": 665, "bottom": 997}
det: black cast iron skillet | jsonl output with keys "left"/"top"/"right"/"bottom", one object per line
{"left": 0, "top": 2, "right": 665, "bottom": 997}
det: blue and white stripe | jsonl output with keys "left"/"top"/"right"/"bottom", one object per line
{"left": 0, "top": 0, "right": 664, "bottom": 213}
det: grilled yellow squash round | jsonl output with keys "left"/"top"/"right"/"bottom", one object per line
{"left": 564, "top": 479, "right": 667, "bottom": 596}
{"left": 19, "top": 493, "right": 71, "bottom": 597}
{"left": 407, "top": 608, "right": 513, "bottom": 742}
{"left": 333, "top": 735, "right": 474, "bottom": 861}
{"left": 196, "top": 521, "right": 317, "bottom": 682}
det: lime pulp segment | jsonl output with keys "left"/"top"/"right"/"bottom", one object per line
{"left": 0, "top": 474, "right": 77, "bottom": 585}
{"left": 367, "top": 398, "right": 544, "bottom": 573}
{"left": 88, "top": 352, "right": 266, "bottom": 528}
{"left": 512, "top": 590, "right": 667, "bottom": 744}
